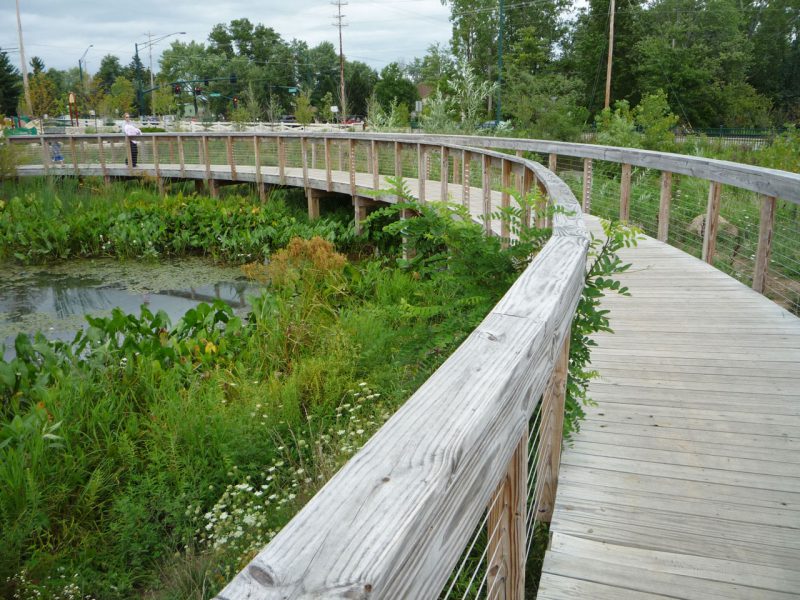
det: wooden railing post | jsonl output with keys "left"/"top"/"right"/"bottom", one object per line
{"left": 753, "top": 195, "right": 777, "bottom": 293}
{"left": 703, "top": 181, "right": 722, "bottom": 264}
{"left": 394, "top": 141, "right": 402, "bottom": 180}
{"left": 620, "top": 163, "right": 632, "bottom": 222}
{"left": 501, "top": 158, "right": 512, "bottom": 243}
{"left": 658, "top": 171, "right": 673, "bottom": 242}
{"left": 325, "top": 137, "right": 333, "bottom": 192}
{"left": 177, "top": 135, "right": 186, "bottom": 178}
{"left": 537, "top": 331, "right": 570, "bottom": 523}
{"left": 522, "top": 168, "right": 534, "bottom": 229}
{"left": 253, "top": 136, "right": 265, "bottom": 201}
{"left": 371, "top": 139, "right": 379, "bottom": 191}
{"left": 487, "top": 425, "right": 527, "bottom": 600}
{"left": 202, "top": 135, "right": 217, "bottom": 197}
{"left": 301, "top": 137, "right": 310, "bottom": 190}
{"left": 548, "top": 153, "right": 557, "bottom": 173}
{"left": 482, "top": 154, "right": 492, "bottom": 235}
{"left": 440, "top": 145, "right": 449, "bottom": 202}
{"left": 417, "top": 143, "right": 426, "bottom": 203}
{"left": 349, "top": 138, "right": 357, "bottom": 198}
{"left": 582, "top": 158, "right": 592, "bottom": 214}
{"left": 462, "top": 150, "right": 470, "bottom": 209}
{"left": 277, "top": 136, "right": 286, "bottom": 184}
{"left": 97, "top": 136, "right": 109, "bottom": 184}
{"left": 152, "top": 136, "right": 164, "bottom": 195}
{"left": 226, "top": 136, "right": 237, "bottom": 181}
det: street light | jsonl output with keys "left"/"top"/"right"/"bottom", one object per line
{"left": 78, "top": 44, "right": 93, "bottom": 94}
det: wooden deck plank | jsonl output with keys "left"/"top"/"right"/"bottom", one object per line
{"left": 540, "top": 216, "right": 800, "bottom": 599}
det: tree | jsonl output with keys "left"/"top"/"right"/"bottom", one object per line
{"left": 294, "top": 89, "right": 314, "bottom": 126}
{"left": 450, "top": 58, "right": 497, "bottom": 130}
{"left": 745, "top": 0, "right": 800, "bottom": 121}
{"left": 633, "top": 0, "right": 753, "bottom": 127}
{"left": 318, "top": 91, "right": 335, "bottom": 122}
{"left": 29, "top": 57, "right": 45, "bottom": 76}
{"left": 29, "top": 73, "right": 58, "bottom": 118}
{"left": 0, "top": 48, "right": 21, "bottom": 115}
{"left": 633, "top": 90, "right": 679, "bottom": 150}
{"left": 95, "top": 55, "right": 122, "bottom": 93}
{"left": 505, "top": 72, "right": 588, "bottom": 140}
{"left": 242, "top": 82, "right": 262, "bottom": 121}
{"left": 109, "top": 76, "right": 135, "bottom": 117}
{"left": 374, "top": 63, "right": 418, "bottom": 112}
{"left": 345, "top": 61, "right": 378, "bottom": 117}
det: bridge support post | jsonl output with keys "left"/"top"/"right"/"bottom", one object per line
{"left": 487, "top": 424, "right": 527, "bottom": 600}
{"left": 307, "top": 188, "right": 320, "bottom": 220}
{"left": 537, "top": 330, "right": 570, "bottom": 523}
{"left": 354, "top": 196, "right": 368, "bottom": 234}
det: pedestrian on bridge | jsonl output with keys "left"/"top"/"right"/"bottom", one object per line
{"left": 122, "top": 113, "right": 141, "bottom": 167}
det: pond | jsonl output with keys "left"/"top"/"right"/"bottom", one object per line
{"left": 1, "top": 258, "right": 263, "bottom": 359}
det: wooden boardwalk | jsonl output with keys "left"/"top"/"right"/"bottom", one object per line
{"left": 538, "top": 217, "right": 800, "bottom": 599}
{"left": 15, "top": 148, "right": 800, "bottom": 597}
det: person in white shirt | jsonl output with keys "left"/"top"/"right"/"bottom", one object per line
{"left": 122, "top": 113, "right": 141, "bottom": 167}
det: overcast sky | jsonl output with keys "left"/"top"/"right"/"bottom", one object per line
{"left": 2, "top": 0, "right": 453, "bottom": 75}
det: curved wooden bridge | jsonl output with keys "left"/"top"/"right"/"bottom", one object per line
{"left": 9, "top": 132, "right": 800, "bottom": 599}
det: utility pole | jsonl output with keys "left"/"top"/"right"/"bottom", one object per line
{"left": 135, "top": 43, "right": 144, "bottom": 116}
{"left": 496, "top": 0, "right": 505, "bottom": 123}
{"left": 332, "top": 0, "right": 348, "bottom": 122}
{"left": 604, "top": 0, "right": 616, "bottom": 110}
{"left": 15, "top": 0, "right": 32, "bottom": 116}
{"left": 147, "top": 32, "right": 155, "bottom": 90}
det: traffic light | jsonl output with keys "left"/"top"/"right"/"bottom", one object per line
{"left": 194, "top": 86, "right": 202, "bottom": 95}
{"left": 230, "top": 73, "right": 237, "bottom": 84}
{"left": 233, "top": 96, "right": 239, "bottom": 108}
{"left": 204, "top": 77, "right": 209, "bottom": 86}
{"left": 173, "top": 84, "right": 181, "bottom": 96}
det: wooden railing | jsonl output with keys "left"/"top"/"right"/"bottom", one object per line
{"left": 10, "top": 132, "right": 799, "bottom": 302}
{"left": 8, "top": 132, "right": 800, "bottom": 597}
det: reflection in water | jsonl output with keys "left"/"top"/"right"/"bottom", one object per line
{"left": 1, "top": 259, "right": 262, "bottom": 359}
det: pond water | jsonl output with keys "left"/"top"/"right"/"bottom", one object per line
{"left": 1, "top": 258, "right": 263, "bottom": 359}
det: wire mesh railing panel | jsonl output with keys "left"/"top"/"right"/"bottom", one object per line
{"left": 284, "top": 138, "right": 303, "bottom": 169}
{"left": 439, "top": 407, "right": 546, "bottom": 600}
{"left": 765, "top": 202, "right": 800, "bottom": 312}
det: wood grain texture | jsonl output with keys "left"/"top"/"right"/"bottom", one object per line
{"left": 657, "top": 170, "right": 672, "bottom": 241}
{"left": 539, "top": 215, "right": 800, "bottom": 600}
{"left": 753, "top": 194, "right": 777, "bottom": 293}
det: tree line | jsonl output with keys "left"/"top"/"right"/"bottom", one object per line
{"left": 0, "top": 1, "right": 797, "bottom": 133}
